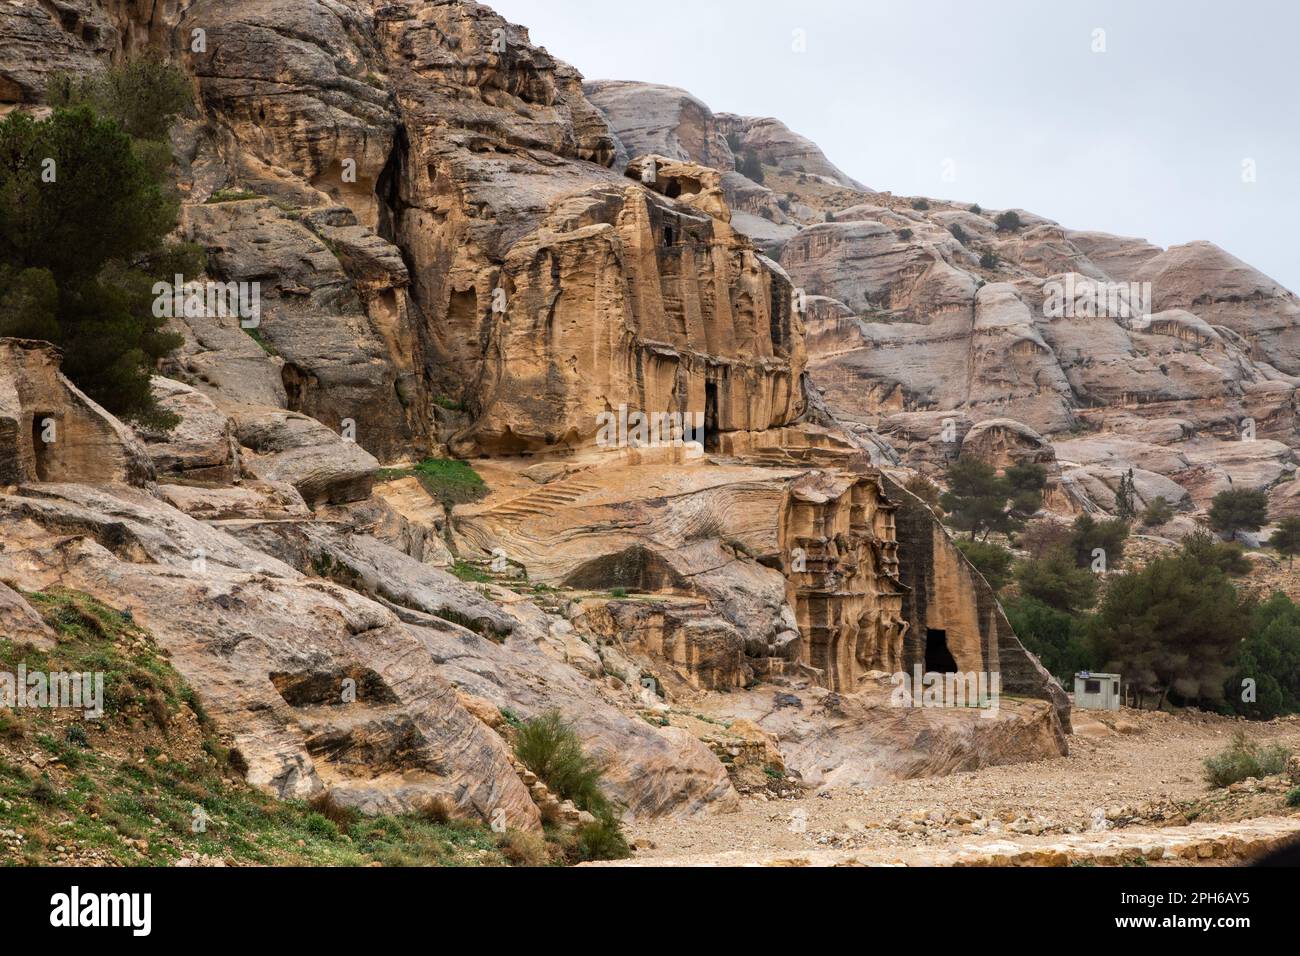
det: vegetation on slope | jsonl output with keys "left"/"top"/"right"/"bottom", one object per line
{"left": 0, "top": 588, "right": 582, "bottom": 867}
{"left": 0, "top": 56, "right": 201, "bottom": 427}
{"left": 376, "top": 457, "right": 488, "bottom": 508}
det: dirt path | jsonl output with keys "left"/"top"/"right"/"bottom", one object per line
{"left": 621, "top": 710, "right": 1300, "bottom": 866}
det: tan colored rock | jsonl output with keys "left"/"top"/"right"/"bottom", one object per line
{"left": 0, "top": 580, "right": 56, "bottom": 650}
{"left": 0, "top": 339, "right": 154, "bottom": 488}
{"left": 232, "top": 406, "right": 377, "bottom": 506}
{"left": 137, "top": 377, "right": 239, "bottom": 483}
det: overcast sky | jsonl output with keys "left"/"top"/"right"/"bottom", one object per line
{"left": 487, "top": 0, "right": 1299, "bottom": 292}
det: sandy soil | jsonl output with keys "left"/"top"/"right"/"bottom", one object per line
{"left": 623, "top": 708, "right": 1300, "bottom": 865}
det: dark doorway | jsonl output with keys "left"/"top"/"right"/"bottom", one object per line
{"left": 924, "top": 628, "right": 958, "bottom": 673}
{"left": 663, "top": 226, "right": 675, "bottom": 247}
{"left": 31, "top": 414, "right": 54, "bottom": 481}
{"left": 704, "top": 380, "right": 720, "bottom": 453}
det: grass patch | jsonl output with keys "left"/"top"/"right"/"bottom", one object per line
{"left": 0, "top": 587, "right": 557, "bottom": 867}
{"left": 450, "top": 561, "right": 492, "bottom": 584}
{"left": 205, "top": 188, "right": 260, "bottom": 204}
{"left": 1202, "top": 731, "right": 1292, "bottom": 789}
{"left": 511, "top": 711, "right": 630, "bottom": 862}
{"left": 376, "top": 458, "right": 487, "bottom": 508}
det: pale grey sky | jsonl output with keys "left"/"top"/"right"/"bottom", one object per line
{"left": 488, "top": 0, "right": 1299, "bottom": 292}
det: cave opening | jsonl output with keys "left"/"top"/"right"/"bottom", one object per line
{"left": 31, "top": 413, "right": 54, "bottom": 481}
{"left": 704, "top": 380, "right": 720, "bottom": 453}
{"left": 924, "top": 628, "right": 959, "bottom": 674}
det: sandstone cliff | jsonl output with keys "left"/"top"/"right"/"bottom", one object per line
{"left": 0, "top": 0, "right": 1076, "bottom": 833}
{"left": 590, "top": 79, "right": 1300, "bottom": 525}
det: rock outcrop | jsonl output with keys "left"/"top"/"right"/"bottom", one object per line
{"left": 0, "top": 340, "right": 153, "bottom": 488}
{"left": 586, "top": 77, "right": 1300, "bottom": 528}
{"left": 0, "top": 0, "right": 1082, "bottom": 832}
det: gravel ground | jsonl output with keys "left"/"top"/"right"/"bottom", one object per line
{"left": 625, "top": 709, "right": 1300, "bottom": 865}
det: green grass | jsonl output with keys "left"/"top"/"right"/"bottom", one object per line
{"left": 376, "top": 458, "right": 487, "bottom": 508}
{"left": 1286, "top": 788, "right": 1300, "bottom": 808}
{"left": 511, "top": 712, "right": 629, "bottom": 862}
{"left": 450, "top": 561, "right": 492, "bottom": 584}
{"left": 0, "top": 588, "right": 543, "bottom": 867}
{"left": 205, "top": 188, "right": 260, "bottom": 204}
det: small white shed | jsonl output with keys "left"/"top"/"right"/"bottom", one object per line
{"left": 1074, "top": 672, "right": 1122, "bottom": 710}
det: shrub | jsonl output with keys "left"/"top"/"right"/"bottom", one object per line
{"left": 1287, "top": 788, "right": 1300, "bottom": 808}
{"left": 970, "top": 204, "right": 982, "bottom": 215}
{"left": 1, "top": 57, "right": 202, "bottom": 424}
{"left": 979, "top": 249, "right": 999, "bottom": 270}
{"left": 910, "top": 198, "right": 930, "bottom": 211}
{"left": 902, "top": 473, "right": 942, "bottom": 511}
{"left": 897, "top": 228, "right": 913, "bottom": 241}
{"left": 1069, "top": 513, "right": 1129, "bottom": 569}
{"left": 1202, "top": 732, "right": 1292, "bottom": 788}
{"left": 995, "top": 210, "right": 1023, "bottom": 232}
{"left": 1270, "top": 516, "right": 1300, "bottom": 568}
{"left": 48, "top": 54, "right": 194, "bottom": 142}
{"left": 1208, "top": 488, "right": 1269, "bottom": 537}
{"left": 1004, "top": 596, "right": 1093, "bottom": 684}
{"left": 948, "top": 224, "right": 968, "bottom": 244}
{"left": 571, "top": 810, "right": 631, "bottom": 862}
{"left": 0, "top": 708, "right": 27, "bottom": 740}
{"left": 1016, "top": 547, "right": 1098, "bottom": 614}
{"left": 1141, "top": 496, "right": 1175, "bottom": 527}
{"left": 308, "top": 791, "right": 361, "bottom": 834}
{"left": 955, "top": 539, "right": 1013, "bottom": 592}
{"left": 1017, "top": 520, "right": 1072, "bottom": 560}
{"left": 1094, "top": 550, "right": 1247, "bottom": 709}
{"left": 1223, "top": 591, "right": 1300, "bottom": 719}
{"left": 940, "top": 457, "right": 1016, "bottom": 539}
{"left": 302, "top": 812, "right": 340, "bottom": 840}
{"left": 1182, "top": 529, "right": 1251, "bottom": 576}
{"left": 28, "top": 775, "right": 59, "bottom": 805}
{"left": 513, "top": 711, "right": 609, "bottom": 815}
{"left": 498, "top": 828, "right": 550, "bottom": 867}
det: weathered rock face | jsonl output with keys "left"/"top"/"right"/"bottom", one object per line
{"left": 697, "top": 681, "right": 1066, "bottom": 791}
{"left": 586, "top": 78, "right": 1300, "bottom": 526}
{"left": 885, "top": 476, "right": 1071, "bottom": 730}
{"left": 0, "top": 0, "right": 1074, "bottom": 818}
{"left": 178, "top": 200, "right": 428, "bottom": 461}
{"left": 138, "top": 377, "right": 240, "bottom": 483}
{"left": 717, "top": 114, "right": 867, "bottom": 191}
{"left": 450, "top": 449, "right": 1066, "bottom": 736}
{"left": 585, "top": 81, "right": 735, "bottom": 172}
{"left": 780, "top": 471, "right": 906, "bottom": 689}
{"left": 0, "top": 339, "right": 154, "bottom": 487}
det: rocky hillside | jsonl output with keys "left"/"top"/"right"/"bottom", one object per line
{"left": 0, "top": 0, "right": 1168, "bottom": 846}
{"left": 588, "top": 80, "right": 1300, "bottom": 530}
